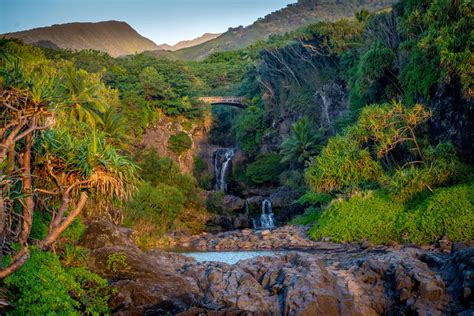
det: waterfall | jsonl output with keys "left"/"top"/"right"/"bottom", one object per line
{"left": 258, "top": 199, "right": 276, "bottom": 229}
{"left": 213, "top": 148, "right": 235, "bottom": 192}
{"left": 320, "top": 93, "right": 331, "bottom": 127}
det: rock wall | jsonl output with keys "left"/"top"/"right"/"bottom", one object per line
{"left": 141, "top": 110, "right": 217, "bottom": 175}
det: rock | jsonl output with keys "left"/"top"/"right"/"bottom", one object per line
{"left": 81, "top": 221, "right": 202, "bottom": 314}
{"left": 261, "top": 229, "right": 271, "bottom": 236}
{"left": 81, "top": 221, "right": 473, "bottom": 315}
{"left": 221, "top": 195, "right": 245, "bottom": 212}
{"left": 241, "top": 229, "right": 252, "bottom": 236}
{"left": 269, "top": 187, "right": 299, "bottom": 208}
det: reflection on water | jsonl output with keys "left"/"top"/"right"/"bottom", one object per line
{"left": 181, "top": 251, "right": 282, "bottom": 264}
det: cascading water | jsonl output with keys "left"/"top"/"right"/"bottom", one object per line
{"left": 257, "top": 198, "right": 276, "bottom": 229}
{"left": 213, "top": 148, "right": 235, "bottom": 192}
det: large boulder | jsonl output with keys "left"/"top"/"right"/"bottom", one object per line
{"left": 81, "top": 221, "right": 202, "bottom": 314}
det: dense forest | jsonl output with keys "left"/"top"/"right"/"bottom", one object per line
{"left": 0, "top": 0, "right": 473, "bottom": 314}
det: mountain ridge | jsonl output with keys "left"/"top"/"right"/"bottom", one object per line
{"left": 1, "top": 20, "right": 160, "bottom": 57}
{"left": 171, "top": 0, "right": 399, "bottom": 60}
{"left": 158, "top": 33, "right": 222, "bottom": 51}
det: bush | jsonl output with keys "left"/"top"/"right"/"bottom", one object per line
{"left": 193, "top": 156, "right": 213, "bottom": 190}
{"left": 245, "top": 153, "right": 285, "bottom": 185}
{"left": 5, "top": 249, "right": 111, "bottom": 315}
{"left": 125, "top": 182, "right": 185, "bottom": 231}
{"left": 398, "top": 183, "right": 474, "bottom": 244}
{"left": 234, "top": 106, "right": 265, "bottom": 157}
{"left": 305, "top": 134, "right": 383, "bottom": 193}
{"left": 139, "top": 150, "right": 200, "bottom": 201}
{"left": 168, "top": 131, "right": 192, "bottom": 155}
{"left": 389, "top": 143, "right": 464, "bottom": 201}
{"left": 297, "top": 192, "right": 333, "bottom": 207}
{"left": 206, "top": 191, "right": 226, "bottom": 214}
{"left": 309, "top": 191, "right": 403, "bottom": 244}
{"left": 290, "top": 207, "right": 322, "bottom": 225}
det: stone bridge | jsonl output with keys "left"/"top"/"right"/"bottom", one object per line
{"left": 198, "top": 96, "right": 245, "bottom": 108}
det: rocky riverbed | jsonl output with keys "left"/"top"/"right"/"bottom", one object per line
{"left": 167, "top": 225, "right": 318, "bottom": 251}
{"left": 81, "top": 221, "right": 474, "bottom": 315}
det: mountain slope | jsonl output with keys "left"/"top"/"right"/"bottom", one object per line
{"left": 1, "top": 21, "right": 161, "bottom": 57}
{"left": 169, "top": 33, "right": 222, "bottom": 51}
{"left": 173, "top": 0, "right": 398, "bottom": 60}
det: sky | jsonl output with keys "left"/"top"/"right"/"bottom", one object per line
{"left": 0, "top": 0, "right": 296, "bottom": 45}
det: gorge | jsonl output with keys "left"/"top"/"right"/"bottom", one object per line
{"left": 0, "top": 0, "right": 473, "bottom": 315}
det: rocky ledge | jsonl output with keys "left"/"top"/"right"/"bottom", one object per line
{"left": 169, "top": 225, "right": 317, "bottom": 251}
{"left": 81, "top": 221, "right": 474, "bottom": 315}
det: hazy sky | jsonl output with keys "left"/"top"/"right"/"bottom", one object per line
{"left": 0, "top": 0, "right": 296, "bottom": 45}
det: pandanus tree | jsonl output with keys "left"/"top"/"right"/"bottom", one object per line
{"left": 0, "top": 41, "right": 138, "bottom": 277}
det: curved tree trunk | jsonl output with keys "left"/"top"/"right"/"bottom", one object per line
{"left": 39, "top": 192, "right": 88, "bottom": 250}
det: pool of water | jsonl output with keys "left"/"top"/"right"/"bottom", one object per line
{"left": 181, "top": 251, "right": 283, "bottom": 264}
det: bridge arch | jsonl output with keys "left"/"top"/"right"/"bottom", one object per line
{"left": 198, "top": 96, "right": 245, "bottom": 108}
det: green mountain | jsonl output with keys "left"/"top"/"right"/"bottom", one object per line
{"left": 170, "top": 0, "right": 398, "bottom": 60}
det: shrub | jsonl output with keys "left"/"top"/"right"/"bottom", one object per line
{"left": 125, "top": 182, "right": 185, "bottom": 232}
{"left": 206, "top": 191, "right": 225, "bottom": 214}
{"left": 245, "top": 153, "right": 285, "bottom": 185}
{"left": 389, "top": 143, "right": 463, "bottom": 201}
{"left": 193, "top": 156, "right": 213, "bottom": 190}
{"left": 297, "top": 192, "right": 333, "bottom": 207}
{"left": 290, "top": 207, "right": 322, "bottom": 225}
{"left": 305, "top": 134, "right": 383, "bottom": 193}
{"left": 139, "top": 150, "right": 200, "bottom": 201}
{"left": 5, "top": 249, "right": 111, "bottom": 315}
{"left": 309, "top": 191, "right": 403, "bottom": 244}
{"left": 234, "top": 106, "right": 265, "bottom": 157}
{"left": 398, "top": 183, "right": 474, "bottom": 244}
{"left": 168, "top": 131, "right": 192, "bottom": 155}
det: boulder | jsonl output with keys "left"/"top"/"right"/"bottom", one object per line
{"left": 81, "top": 221, "right": 202, "bottom": 314}
{"left": 221, "top": 195, "right": 245, "bottom": 212}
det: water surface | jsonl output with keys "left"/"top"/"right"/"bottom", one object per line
{"left": 182, "top": 251, "right": 282, "bottom": 264}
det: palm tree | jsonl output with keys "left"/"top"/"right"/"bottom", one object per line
{"left": 98, "top": 105, "right": 129, "bottom": 148}
{"left": 280, "top": 117, "right": 325, "bottom": 167}
{"left": 60, "top": 64, "right": 107, "bottom": 127}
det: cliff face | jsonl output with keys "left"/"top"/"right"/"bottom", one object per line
{"left": 2, "top": 21, "right": 161, "bottom": 57}
{"left": 141, "top": 111, "right": 216, "bottom": 176}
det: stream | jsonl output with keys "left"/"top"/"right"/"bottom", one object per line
{"left": 182, "top": 250, "right": 284, "bottom": 264}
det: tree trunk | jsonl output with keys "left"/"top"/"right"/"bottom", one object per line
{"left": 39, "top": 192, "right": 88, "bottom": 250}
{"left": 19, "top": 133, "right": 34, "bottom": 245}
